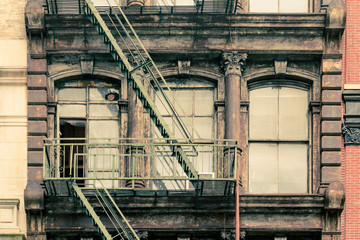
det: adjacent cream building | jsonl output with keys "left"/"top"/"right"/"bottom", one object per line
{"left": 0, "top": 0, "right": 28, "bottom": 239}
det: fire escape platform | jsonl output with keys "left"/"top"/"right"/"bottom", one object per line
{"left": 44, "top": 194, "right": 324, "bottom": 236}
{"left": 43, "top": 179, "right": 236, "bottom": 197}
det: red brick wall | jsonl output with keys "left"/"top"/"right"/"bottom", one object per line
{"left": 342, "top": 0, "right": 360, "bottom": 239}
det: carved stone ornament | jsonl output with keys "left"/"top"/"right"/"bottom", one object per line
{"left": 326, "top": 0, "right": 346, "bottom": 30}
{"left": 25, "top": 0, "right": 45, "bottom": 30}
{"left": 135, "top": 230, "right": 148, "bottom": 240}
{"left": 221, "top": 52, "right": 248, "bottom": 77}
{"left": 80, "top": 56, "right": 94, "bottom": 75}
{"left": 240, "top": 231, "right": 246, "bottom": 240}
{"left": 342, "top": 123, "right": 360, "bottom": 145}
{"left": 178, "top": 60, "right": 191, "bottom": 75}
{"left": 220, "top": 230, "right": 235, "bottom": 240}
{"left": 274, "top": 60, "right": 287, "bottom": 75}
{"left": 220, "top": 230, "right": 246, "bottom": 240}
{"left": 324, "top": 181, "right": 345, "bottom": 210}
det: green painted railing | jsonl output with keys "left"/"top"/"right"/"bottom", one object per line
{"left": 43, "top": 138, "right": 238, "bottom": 190}
{"left": 72, "top": 181, "right": 140, "bottom": 240}
{"left": 83, "top": 0, "right": 200, "bottom": 181}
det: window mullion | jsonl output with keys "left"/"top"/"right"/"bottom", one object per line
{"left": 277, "top": 0, "right": 280, "bottom": 12}
{"left": 277, "top": 88, "right": 280, "bottom": 141}
{"left": 276, "top": 88, "right": 280, "bottom": 193}
{"left": 86, "top": 86, "right": 89, "bottom": 139}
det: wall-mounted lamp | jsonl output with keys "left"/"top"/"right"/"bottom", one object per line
{"left": 105, "top": 92, "right": 120, "bottom": 101}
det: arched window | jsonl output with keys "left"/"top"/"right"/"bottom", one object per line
{"left": 249, "top": 84, "right": 310, "bottom": 193}
{"left": 55, "top": 80, "right": 121, "bottom": 187}
{"left": 154, "top": 78, "right": 216, "bottom": 189}
{"left": 154, "top": 78, "right": 216, "bottom": 140}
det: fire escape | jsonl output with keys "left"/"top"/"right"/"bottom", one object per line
{"left": 43, "top": 1, "right": 240, "bottom": 239}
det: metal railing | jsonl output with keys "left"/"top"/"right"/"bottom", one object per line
{"left": 45, "top": 0, "right": 240, "bottom": 14}
{"left": 43, "top": 138, "right": 238, "bottom": 189}
{"left": 82, "top": 0, "right": 199, "bottom": 181}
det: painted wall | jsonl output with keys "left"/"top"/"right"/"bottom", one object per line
{"left": 0, "top": 0, "right": 28, "bottom": 239}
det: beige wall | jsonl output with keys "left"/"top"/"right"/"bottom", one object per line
{"left": 0, "top": 0, "right": 28, "bottom": 239}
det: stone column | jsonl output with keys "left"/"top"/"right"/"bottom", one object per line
{"left": 128, "top": 82, "right": 144, "bottom": 141}
{"left": 126, "top": 73, "right": 146, "bottom": 188}
{"left": 222, "top": 52, "right": 247, "bottom": 145}
{"left": 221, "top": 52, "right": 247, "bottom": 179}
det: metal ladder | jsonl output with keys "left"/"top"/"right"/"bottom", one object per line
{"left": 72, "top": 181, "right": 140, "bottom": 240}
{"left": 83, "top": 0, "right": 198, "bottom": 181}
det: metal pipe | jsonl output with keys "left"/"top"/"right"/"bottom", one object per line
{"left": 235, "top": 156, "right": 240, "bottom": 240}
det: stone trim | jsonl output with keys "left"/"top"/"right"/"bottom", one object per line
{"left": 0, "top": 199, "right": 20, "bottom": 233}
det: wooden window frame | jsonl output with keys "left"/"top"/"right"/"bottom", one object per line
{"left": 248, "top": 81, "right": 312, "bottom": 194}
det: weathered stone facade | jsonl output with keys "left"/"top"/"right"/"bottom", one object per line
{"left": 22, "top": 0, "right": 347, "bottom": 240}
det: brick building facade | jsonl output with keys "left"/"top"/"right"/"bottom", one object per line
{"left": 342, "top": 0, "right": 360, "bottom": 239}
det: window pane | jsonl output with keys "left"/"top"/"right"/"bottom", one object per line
{"left": 88, "top": 147, "right": 119, "bottom": 170}
{"left": 89, "top": 120, "right": 119, "bottom": 139}
{"left": 195, "top": 90, "right": 213, "bottom": 115}
{"left": 156, "top": 0, "right": 195, "bottom": 6}
{"left": 279, "top": 144, "right": 308, "bottom": 193}
{"left": 155, "top": 90, "right": 169, "bottom": 115}
{"left": 58, "top": 104, "right": 86, "bottom": 118}
{"left": 250, "top": 0, "right": 278, "bottom": 12}
{"left": 58, "top": 88, "right": 86, "bottom": 101}
{"left": 174, "top": 90, "right": 193, "bottom": 115}
{"left": 279, "top": 87, "right": 308, "bottom": 140}
{"left": 249, "top": 88, "right": 278, "bottom": 140}
{"left": 194, "top": 117, "right": 213, "bottom": 139}
{"left": 192, "top": 145, "right": 213, "bottom": 174}
{"left": 174, "top": 116, "right": 192, "bottom": 139}
{"left": 88, "top": 120, "right": 120, "bottom": 188}
{"left": 280, "top": 0, "right": 308, "bottom": 13}
{"left": 89, "top": 104, "right": 119, "bottom": 117}
{"left": 249, "top": 143, "right": 278, "bottom": 193}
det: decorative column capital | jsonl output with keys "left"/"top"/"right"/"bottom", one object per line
{"left": 221, "top": 52, "right": 248, "bottom": 77}
{"left": 135, "top": 230, "right": 149, "bottom": 240}
{"left": 220, "top": 230, "right": 246, "bottom": 240}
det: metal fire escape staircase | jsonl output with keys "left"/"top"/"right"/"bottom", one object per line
{"left": 83, "top": 0, "right": 198, "bottom": 180}
{"left": 60, "top": 1, "right": 200, "bottom": 239}
{"left": 72, "top": 181, "right": 140, "bottom": 240}
{"left": 42, "top": 1, "right": 241, "bottom": 238}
